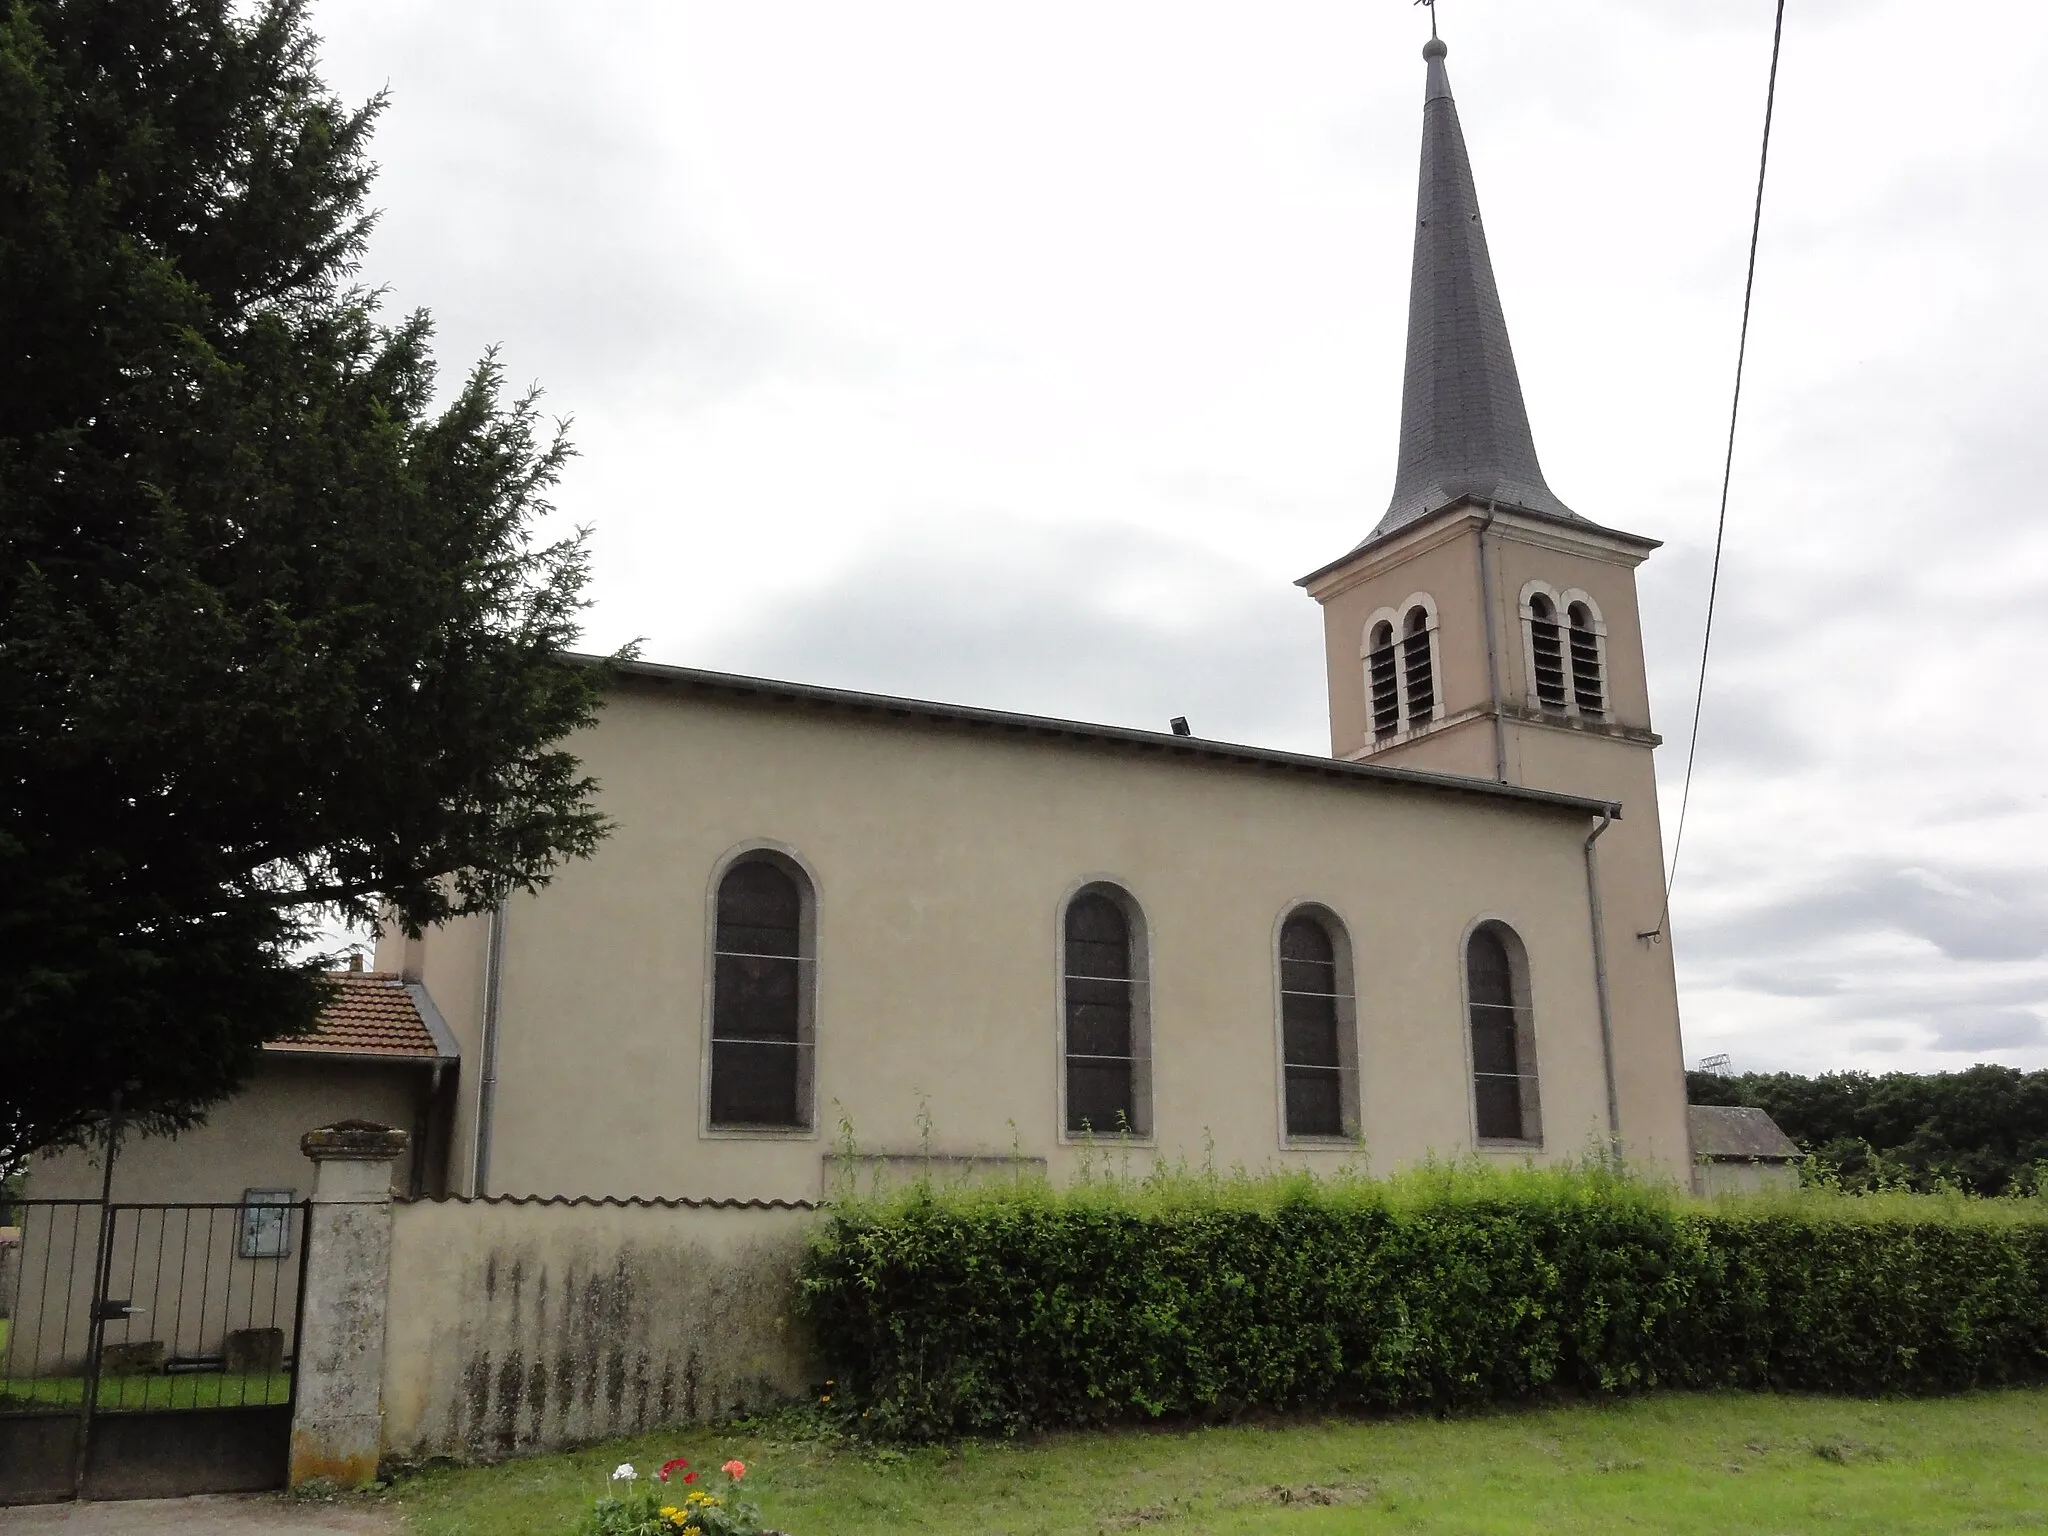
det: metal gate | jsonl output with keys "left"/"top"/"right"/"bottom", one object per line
{"left": 0, "top": 1199, "right": 310, "bottom": 1504}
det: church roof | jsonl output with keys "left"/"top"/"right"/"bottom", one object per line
{"left": 1368, "top": 37, "right": 1580, "bottom": 547}
{"left": 602, "top": 656, "right": 1622, "bottom": 819}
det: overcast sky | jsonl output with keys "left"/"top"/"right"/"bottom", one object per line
{"left": 315, "top": 0, "right": 2048, "bottom": 1078}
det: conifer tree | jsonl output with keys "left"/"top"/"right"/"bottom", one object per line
{"left": 1, "top": 0, "right": 618, "bottom": 1161}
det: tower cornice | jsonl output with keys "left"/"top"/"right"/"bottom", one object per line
{"left": 1297, "top": 498, "right": 1658, "bottom": 600}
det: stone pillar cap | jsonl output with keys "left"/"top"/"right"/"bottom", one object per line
{"left": 301, "top": 1120, "right": 410, "bottom": 1161}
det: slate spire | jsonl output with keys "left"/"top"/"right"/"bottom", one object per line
{"left": 1372, "top": 37, "right": 1577, "bottom": 541}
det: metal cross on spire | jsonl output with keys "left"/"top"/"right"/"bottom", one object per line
{"left": 1414, "top": 0, "right": 1438, "bottom": 42}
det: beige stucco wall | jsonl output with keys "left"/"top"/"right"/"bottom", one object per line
{"left": 1694, "top": 1160, "right": 1801, "bottom": 1197}
{"left": 7, "top": 1063, "right": 430, "bottom": 1377}
{"left": 380, "top": 1199, "right": 814, "bottom": 1461}
{"left": 1304, "top": 506, "right": 1691, "bottom": 1175}
{"left": 25, "top": 1057, "right": 430, "bottom": 1204}
{"left": 376, "top": 915, "right": 490, "bottom": 1197}
{"left": 1317, "top": 521, "right": 1488, "bottom": 760}
{"left": 441, "top": 677, "right": 1656, "bottom": 1202}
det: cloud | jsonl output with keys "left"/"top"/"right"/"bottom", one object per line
{"left": 1685, "top": 862, "right": 2048, "bottom": 967}
{"left": 695, "top": 521, "right": 1331, "bottom": 753}
{"left": 304, "top": 0, "right": 2048, "bottom": 1079}
{"left": 1728, "top": 969, "right": 1843, "bottom": 999}
{"left": 1928, "top": 1011, "right": 2048, "bottom": 1054}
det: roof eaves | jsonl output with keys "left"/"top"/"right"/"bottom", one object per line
{"left": 1296, "top": 497, "right": 1663, "bottom": 589}
{"left": 262, "top": 1043, "right": 443, "bottom": 1066}
{"left": 583, "top": 655, "right": 1621, "bottom": 821}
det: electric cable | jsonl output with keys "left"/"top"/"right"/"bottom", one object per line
{"left": 1645, "top": 0, "right": 1788, "bottom": 941}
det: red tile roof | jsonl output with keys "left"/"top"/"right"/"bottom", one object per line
{"left": 266, "top": 971, "right": 446, "bottom": 1060}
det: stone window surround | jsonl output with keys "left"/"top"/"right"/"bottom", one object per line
{"left": 1270, "top": 900, "right": 1364, "bottom": 1150}
{"left": 698, "top": 839, "right": 823, "bottom": 1142}
{"left": 1358, "top": 590, "right": 1447, "bottom": 747}
{"left": 1055, "top": 875, "right": 1155, "bottom": 1147}
{"left": 1457, "top": 914, "right": 1545, "bottom": 1150}
{"left": 1517, "top": 580, "right": 1607, "bottom": 722}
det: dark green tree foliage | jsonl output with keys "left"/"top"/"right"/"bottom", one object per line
{"left": 798, "top": 1174, "right": 2048, "bottom": 1440}
{"left": 1687, "top": 1067, "right": 2048, "bottom": 1195}
{"left": 1, "top": 1, "right": 614, "bottom": 1161}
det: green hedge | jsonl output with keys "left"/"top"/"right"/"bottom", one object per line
{"left": 795, "top": 1166, "right": 2048, "bottom": 1440}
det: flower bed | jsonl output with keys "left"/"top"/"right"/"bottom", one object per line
{"left": 581, "top": 1456, "right": 769, "bottom": 1535}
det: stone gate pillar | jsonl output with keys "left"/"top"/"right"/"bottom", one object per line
{"left": 290, "top": 1120, "right": 407, "bottom": 1488}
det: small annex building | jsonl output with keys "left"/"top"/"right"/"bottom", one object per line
{"left": 30, "top": 968, "right": 456, "bottom": 1208}
{"left": 1688, "top": 1105, "right": 1804, "bottom": 1196}
{"left": 33, "top": 38, "right": 1696, "bottom": 1208}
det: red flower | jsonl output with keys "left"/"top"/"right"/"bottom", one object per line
{"left": 682, "top": 1471, "right": 698, "bottom": 1484}
{"left": 658, "top": 1458, "right": 690, "bottom": 1483}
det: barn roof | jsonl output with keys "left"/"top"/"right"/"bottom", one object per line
{"left": 1688, "top": 1104, "right": 1802, "bottom": 1163}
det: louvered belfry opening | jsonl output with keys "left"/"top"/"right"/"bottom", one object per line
{"left": 1528, "top": 593, "right": 1567, "bottom": 711}
{"left": 1279, "top": 914, "right": 1346, "bottom": 1138}
{"left": 1466, "top": 923, "right": 1539, "bottom": 1142}
{"left": 1401, "top": 606, "right": 1436, "bottom": 724}
{"left": 1567, "top": 601, "right": 1605, "bottom": 717}
{"left": 1064, "top": 889, "right": 1146, "bottom": 1136}
{"left": 1368, "top": 620, "right": 1401, "bottom": 738}
{"left": 710, "top": 858, "right": 810, "bottom": 1127}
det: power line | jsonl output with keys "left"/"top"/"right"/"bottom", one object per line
{"left": 1648, "top": 0, "right": 1788, "bottom": 941}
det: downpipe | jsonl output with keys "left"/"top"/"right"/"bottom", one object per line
{"left": 472, "top": 901, "right": 508, "bottom": 1197}
{"left": 1475, "top": 502, "right": 1508, "bottom": 782}
{"left": 1584, "top": 807, "right": 1622, "bottom": 1159}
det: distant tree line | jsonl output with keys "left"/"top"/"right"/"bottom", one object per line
{"left": 1687, "top": 1065, "right": 2048, "bottom": 1196}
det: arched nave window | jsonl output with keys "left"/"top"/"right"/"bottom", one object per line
{"left": 1062, "top": 885, "right": 1152, "bottom": 1137}
{"left": 1466, "top": 921, "right": 1541, "bottom": 1144}
{"left": 1277, "top": 907, "right": 1360, "bottom": 1141}
{"left": 709, "top": 853, "right": 816, "bottom": 1130}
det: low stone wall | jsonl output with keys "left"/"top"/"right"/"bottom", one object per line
{"left": 380, "top": 1197, "right": 819, "bottom": 1463}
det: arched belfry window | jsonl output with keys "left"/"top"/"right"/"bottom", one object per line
{"left": 1566, "top": 599, "right": 1605, "bottom": 719}
{"left": 1362, "top": 597, "right": 1440, "bottom": 744}
{"left": 708, "top": 853, "right": 816, "bottom": 1130}
{"left": 1062, "top": 885, "right": 1151, "bottom": 1137}
{"left": 1401, "top": 604, "right": 1436, "bottom": 724}
{"left": 1366, "top": 620, "right": 1400, "bottom": 740}
{"left": 1277, "top": 907, "right": 1360, "bottom": 1142}
{"left": 1525, "top": 592, "right": 1568, "bottom": 712}
{"left": 1466, "top": 922, "right": 1541, "bottom": 1144}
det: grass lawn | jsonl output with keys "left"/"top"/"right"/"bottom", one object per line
{"left": 388, "top": 1386, "right": 2048, "bottom": 1535}
{"left": 0, "top": 1369, "right": 291, "bottom": 1411}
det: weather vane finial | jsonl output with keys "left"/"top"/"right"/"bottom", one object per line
{"left": 1415, "top": 0, "right": 1438, "bottom": 42}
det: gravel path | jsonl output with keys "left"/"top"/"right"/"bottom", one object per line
{"left": 0, "top": 1495, "right": 397, "bottom": 1535}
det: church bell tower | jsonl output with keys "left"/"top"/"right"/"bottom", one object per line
{"left": 1298, "top": 35, "right": 1688, "bottom": 1171}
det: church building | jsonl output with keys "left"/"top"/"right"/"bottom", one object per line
{"left": 38, "top": 38, "right": 1691, "bottom": 1206}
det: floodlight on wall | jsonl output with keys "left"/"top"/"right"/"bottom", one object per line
{"left": 1169, "top": 717, "right": 1191, "bottom": 737}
